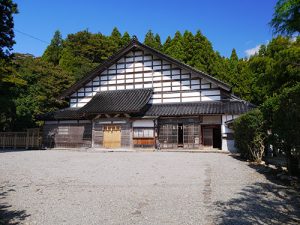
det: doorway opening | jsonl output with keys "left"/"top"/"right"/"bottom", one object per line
{"left": 202, "top": 125, "right": 221, "bottom": 149}
{"left": 178, "top": 123, "right": 183, "bottom": 147}
{"left": 213, "top": 126, "right": 221, "bottom": 149}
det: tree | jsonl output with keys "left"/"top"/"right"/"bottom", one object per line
{"left": 191, "top": 30, "right": 216, "bottom": 74}
{"left": 270, "top": 0, "right": 300, "bottom": 36}
{"left": 0, "top": 0, "right": 22, "bottom": 131}
{"left": 230, "top": 48, "right": 239, "bottom": 62}
{"left": 13, "top": 54, "right": 74, "bottom": 129}
{"left": 261, "top": 84, "right": 300, "bottom": 174}
{"left": 162, "top": 36, "right": 172, "bottom": 53}
{"left": 42, "top": 30, "right": 63, "bottom": 65}
{"left": 121, "top": 32, "right": 131, "bottom": 46}
{"left": 154, "top": 34, "right": 162, "bottom": 50}
{"left": 59, "top": 30, "right": 104, "bottom": 81}
{"left": 144, "top": 30, "right": 162, "bottom": 50}
{"left": 110, "top": 27, "right": 122, "bottom": 49}
{"left": 144, "top": 30, "right": 155, "bottom": 47}
{"left": 164, "top": 31, "right": 185, "bottom": 62}
{"left": 0, "top": 0, "right": 18, "bottom": 59}
{"left": 182, "top": 30, "right": 195, "bottom": 64}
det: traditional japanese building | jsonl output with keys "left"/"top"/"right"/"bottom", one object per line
{"left": 42, "top": 37, "right": 254, "bottom": 151}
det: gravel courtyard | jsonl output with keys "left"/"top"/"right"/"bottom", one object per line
{"left": 0, "top": 151, "right": 299, "bottom": 225}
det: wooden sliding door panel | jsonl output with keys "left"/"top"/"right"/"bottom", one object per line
{"left": 103, "top": 126, "right": 121, "bottom": 148}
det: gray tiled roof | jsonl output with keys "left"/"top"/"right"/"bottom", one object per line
{"left": 78, "top": 88, "right": 153, "bottom": 114}
{"left": 41, "top": 89, "right": 254, "bottom": 120}
{"left": 41, "top": 101, "right": 253, "bottom": 120}
{"left": 143, "top": 101, "right": 254, "bottom": 116}
{"left": 40, "top": 107, "right": 83, "bottom": 120}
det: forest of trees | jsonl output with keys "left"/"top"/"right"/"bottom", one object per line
{"left": 0, "top": 0, "right": 299, "bottom": 170}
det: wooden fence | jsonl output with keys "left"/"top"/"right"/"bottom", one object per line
{"left": 0, "top": 128, "right": 42, "bottom": 150}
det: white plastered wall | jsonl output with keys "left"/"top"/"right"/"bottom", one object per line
{"left": 221, "top": 114, "right": 239, "bottom": 152}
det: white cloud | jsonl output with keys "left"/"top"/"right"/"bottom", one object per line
{"left": 245, "top": 45, "right": 261, "bottom": 57}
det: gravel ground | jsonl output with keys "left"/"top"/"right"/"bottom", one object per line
{"left": 0, "top": 150, "right": 299, "bottom": 225}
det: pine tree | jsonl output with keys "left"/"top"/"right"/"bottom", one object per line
{"left": 143, "top": 30, "right": 162, "bottom": 50}
{"left": 110, "top": 27, "right": 122, "bottom": 49}
{"left": 230, "top": 48, "right": 239, "bottom": 62}
{"left": 42, "top": 30, "right": 63, "bottom": 65}
{"left": 191, "top": 30, "right": 216, "bottom": 73}
{"left": 182, "top": 30, "right": 195, "bottom": 64}
{"left": 154, "top": 34, "right": 162, "bottom": 51}
{"left": 121, "top": 32, "right": 131, "bottom": 46}
{"left": 162, "top": 36, "right": 172, "bottom": 53}
{"left": 144, "top": 30, "right": 156, "bottom": 48}
{"left": 164, "top": 31, "right": 185, "bottom": 61}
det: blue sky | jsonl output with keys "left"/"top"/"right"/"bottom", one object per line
{"left": 13, "top": 0, "right": 277, "bottom": 58}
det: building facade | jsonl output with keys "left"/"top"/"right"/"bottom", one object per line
{"left": 42, "top": 38, "right": 253, "bottom": 152}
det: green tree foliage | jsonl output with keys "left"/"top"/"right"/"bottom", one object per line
{"left": 162, "top": 30, "right": 219, "bottom": 75}
{"left": 230, "top": 48, "right": 238, "bottom": 62}
{"left": 42, "top": 30, "right": 63, "bottom": 65}
{"left": 233, "top": 109, "right": 266, "bottom": 162}
{"left": 144, "top": 30, "right": 162, "bottom": 50}
{"left": 59, "top": 28, "right": 132, "bottom": 81}
{"left": 0, "top": 0, "right": 18, "bottom": 59}
{"left": 246, "top": 36, "right": 300, "bottom": 105}
{"left": 60, "top": 30, "right": 107, "bottom": 81}
{"left": 12, "top": 54, "right": 74, "bottom": 130}
{"left": 121, "top": 32, "right": 131, "bottom": 46}
{"left": 163, "top": 31, "right": 185, "bottom": 62}
{"left": 110, "top": 27, "right": 123, "bottom": 49}
{"left": 270, "top": 0, "right": 300, "bottom": 36}
{"left": 261, "top": 84, "right": 300, "bottom": 174}
{"left": 191, "top": 30, "right": 217, "bottom": 74}
{"left": 162, "top": 36, "right": 172, "bottom": 52}
{"left": 0, "top": 0, "right": 23, "bottom": 131}
{"left": 182, "top": 31, "right": 194, "bottom": 64}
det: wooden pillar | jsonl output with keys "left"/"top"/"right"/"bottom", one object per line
{"left": 26, "top": 130, "right": 29, "bottom": 149}
{"left": 14, "top": 133, "right": 17, "bottom": 149}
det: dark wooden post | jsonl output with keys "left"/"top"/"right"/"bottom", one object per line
{"left": 26, "top": 129, "right": 29, "bottom": 149}
{"left": 14, "top": 133, "right": 17, "bottom": 149}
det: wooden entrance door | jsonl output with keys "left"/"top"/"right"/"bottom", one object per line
{"left": 202, "top": 125, "right": 221, "bottom": 149}
{"left": 103, "top": 125, "right": 121, "bottom": 148}
{"left": 202, "top": 127, "right": 213, "bottom": 146}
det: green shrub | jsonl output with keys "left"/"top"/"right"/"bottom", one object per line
{"left": 233, "top": 109, "right": 266, "bottom": 162}
{"left": 261, "top": 84, "right": 300, "bottom": 175}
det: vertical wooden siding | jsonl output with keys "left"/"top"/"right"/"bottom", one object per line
{"left": 43, "top": 122, "right": 92, "bottom": 148}
{"left": 0, "top": 129, "right": 41, "bottom": 149}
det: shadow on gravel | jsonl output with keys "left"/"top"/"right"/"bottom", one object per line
{"left": 213, "top": 182, "right": 300, "bottom": 224}
{"left": 0, "top": 188, "right": 30, "bottom": 225}
{"left": 230, "top": 154, "right": 292, "bottom": 186}
{"left": 214, "top": 155, "right": 300, "bottom": 224}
